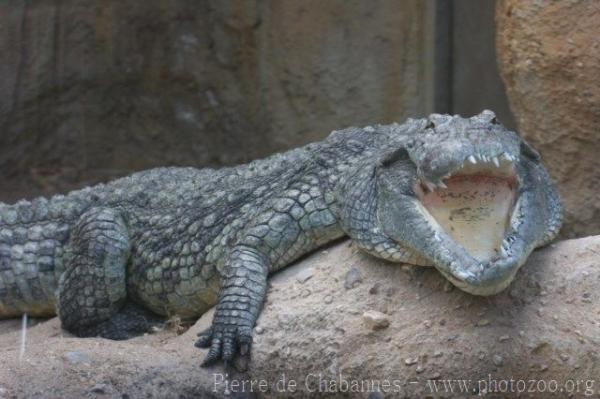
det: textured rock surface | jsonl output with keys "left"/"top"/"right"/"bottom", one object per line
{"left": 1, "top": 236, "right": 600, "bottom": 398}
{"left": 496, "top": 0, "right": 600, "bottom": 238}
{"left": 0, "top": 1, "right": 433, "bottom": 203}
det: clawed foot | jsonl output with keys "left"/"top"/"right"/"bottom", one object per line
{"left": 195, "top": 324, "right": 253, "bottom": 367}
{"left": 195, "top": 246, "right": 267, "bottom": 367}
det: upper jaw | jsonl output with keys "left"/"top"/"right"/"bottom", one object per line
{"left": 418, "top": 151, "right": 519, "bottom": 191}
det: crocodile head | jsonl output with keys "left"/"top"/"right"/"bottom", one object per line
{"left": 374, "top": 110, "right": 562, "bottom": 295}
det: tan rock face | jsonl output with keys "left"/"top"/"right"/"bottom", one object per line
{"left": 2, "top": 236, "right": 600, "bottom": 397}
{"left": 495, "top": 0, "right": 600, "bottom": 238}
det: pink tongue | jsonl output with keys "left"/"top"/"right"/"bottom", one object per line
{"left": 419, "top": 175, "right": 516, "bottom": 261}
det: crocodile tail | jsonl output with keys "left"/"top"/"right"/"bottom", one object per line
{"left": 0, "top": 197, "right": 73, "bottom": 318}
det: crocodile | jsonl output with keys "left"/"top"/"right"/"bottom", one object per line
{"left": 0, "top": 110, "right": 562, "bottom": 366}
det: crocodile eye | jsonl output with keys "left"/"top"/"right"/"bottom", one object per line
{"left": 426, "top": 121, "right": 435, "bottom": 130}
{"left": 491, "top": 117, "right": 498, "bottom": 125}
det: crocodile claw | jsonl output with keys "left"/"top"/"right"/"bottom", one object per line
{"left": 197, "top": 324, "right": 253, "bottom": 367}
{"left": 195, "top": 326, "right": 213, "bottom": 348}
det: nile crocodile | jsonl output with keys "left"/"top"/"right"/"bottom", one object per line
{"left": 0, "top": 111, "right": 562, "bottom": 366}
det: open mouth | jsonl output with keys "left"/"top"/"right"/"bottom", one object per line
{"left": 414, "top": 154, "right": 519, "bottom": 262}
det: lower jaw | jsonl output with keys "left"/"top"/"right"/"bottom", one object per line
{"left": 416, "top": 174, "right": 517, "bottom": 262}
{"left": 414, "top": 172, "right": 521, "bottom": 295}
{"left": 441, "top": 268, "right": 517, "bottom": 296}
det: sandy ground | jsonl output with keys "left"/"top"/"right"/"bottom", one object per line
{"left": 1, "top": 235, "right": 600, "bottom": 398}
{"left": 0, "top": 306, "right": 225, "bottom": 398}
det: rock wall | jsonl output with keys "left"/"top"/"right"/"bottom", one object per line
{"left": 496, "top": 0, "right": 600, "bottom": 238}
{"left": 0, "top": 1, "right": 434, "bottom": 202}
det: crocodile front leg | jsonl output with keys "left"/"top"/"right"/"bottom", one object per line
{"left": 196, "top": 244, "right": 268, "bottom": 366}
{"left": 196, "top": 181, "right": 341, "bottom": 366}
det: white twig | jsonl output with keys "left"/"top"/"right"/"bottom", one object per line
{"left": 19, "top": 313, "right": 27, "bottom": 362}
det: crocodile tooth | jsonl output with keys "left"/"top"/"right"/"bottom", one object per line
{"left": 493, "top": 157, "right": 500, "bottom": 167}
{"left": 468, "top": 155, "right": 477, "bottom": 164}
{"left": 424, "top": 181, "right": 437, "bottom": 192}
{"left": 437, "top": 181, "right": 448, "bottom": 189}
{"left": 500, "top": 246, "right": 508, "bottom": 257}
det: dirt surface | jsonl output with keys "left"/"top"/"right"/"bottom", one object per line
{"left": 496, "top": 0, "right": 600, "bottom": 238}
{"left": 1, "top": 235, "right": 600, "bottom": 398}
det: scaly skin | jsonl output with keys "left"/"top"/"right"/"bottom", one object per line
{"left": 0, "top": 111, "right": 562, "bottom": 366}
